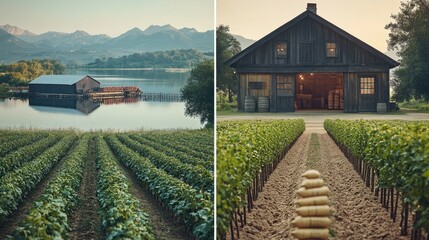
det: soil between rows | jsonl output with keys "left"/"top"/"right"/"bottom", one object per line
{"left": 115, "top": 157, "right": 191, "bottom": 240}
{"left": 68, "top": 137, "right": 102, "bottom": 240}
{"left": 238, "top": 132, "right": 409, "bottom": 240}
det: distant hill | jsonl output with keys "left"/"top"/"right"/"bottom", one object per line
{"left": 0, "top": 24, "right": 214, "bottom": 65}
{"left": 87, "top": 49, "right": 208, "bottom": 68}
{"left": 232, "top": 34, "right": 256, "bottom": 50}
{"left": 0, "top": 29, "right": 38, "bottom": 53}
{"left": 0, "top": 24, "right": 35, "bottom": 36}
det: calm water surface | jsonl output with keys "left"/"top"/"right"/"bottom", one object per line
{"left": 0, "top": 69, "right": 202, "bottom": 130}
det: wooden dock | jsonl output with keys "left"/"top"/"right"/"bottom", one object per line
{"left": 140, "top": 93, "right": 182, "bottom": 102}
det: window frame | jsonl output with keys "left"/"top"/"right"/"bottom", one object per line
{"left": 326, "top": 42, "right": 337, "bottom": 58}
{"left": 360, "top": 76, "right": 375, "bottom": 95}
{"left": 275, "top": 41, "right": 287, "bottom": 59}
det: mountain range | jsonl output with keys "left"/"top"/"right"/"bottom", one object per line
{"left": 0, "top": 24, "right": 214, "bottom": 64}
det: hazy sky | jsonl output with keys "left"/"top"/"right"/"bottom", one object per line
{"left": 0, "top": 0, "right": 214, "bottom": 37}
{"left": 218, "top": 0, "right": 403, "bottom": 52}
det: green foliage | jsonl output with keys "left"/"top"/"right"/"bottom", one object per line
{"left": 216, "top": 119, "right": 305, "bottom": 236}
{"left": 181, "top": 59, "right": 214, "bottom": 125}
{"left": 105, "top": 134, "right": 214, "bottom": 240}
{"left": 0, "top": 133, "right": 60, "bottom": 177}
{"left": 129, "top": 134, "right": 214, "bottom": 171}
{"left": 87, "top": 49, "right": 207, "bottom": 68}
{"left": 0, "top": 83, "right": 9, "bottom": 92}
{"left": 386, "top": 0, "right": 429, "bottom": 101}
{"left": 0, "top": 134, "right": 76, "bottom": 222}
{"left": 0, "top": 59, "right": 65, "bottom": 86}
{"left": 324, "top": 119, "right": 429, "bottom": 231}
{"left": 0, "top": 129, "right": 213, "bottom": 239}
{"left": 13, "top": 135, "right": 89, "bottom": 239}
{"left": 216, "top": 25, "right": 241, "bottom": 103}
{"left": 95, "top": 135, "right": 155, "bottom": 240}
{"left": 116, "top": 134, "right": 214, "bottom": 196}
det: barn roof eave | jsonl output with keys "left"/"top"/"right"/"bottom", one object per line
{"left": 225, "top": 10, "right": 400, "bottom": 69}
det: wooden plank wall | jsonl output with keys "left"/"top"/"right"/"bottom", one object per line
{"left": 239, "top": 74, "right": 271, "bottom": 110}
{"left": 237, "top": 17, "right": 386, "bottom": 67}
{"left": 344, "top": 72, "right": 389, "bottom": 112}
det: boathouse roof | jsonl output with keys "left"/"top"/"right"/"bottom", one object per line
{"left": 29, "top": 75, "right": 99, "bottom": 85}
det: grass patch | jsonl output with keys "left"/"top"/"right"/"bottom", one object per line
{"left": 398, "top": 100, "right": 429, "bottom": 113}
{"left": 306, "top": 133, "right": 321, "bottom": 169}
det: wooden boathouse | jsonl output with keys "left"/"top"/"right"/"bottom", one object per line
{"left": 226, "top": 3, "right": 400, "bottom": 112}
{"left": 29, "top": 75, "right": 100, "bottom": 95}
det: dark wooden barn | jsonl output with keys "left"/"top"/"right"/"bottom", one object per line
{"left": 29, "top": 75, "right": 100, "bottom": 95}
{"left": 226, "top": 3, "right": 400, "bottom": 113}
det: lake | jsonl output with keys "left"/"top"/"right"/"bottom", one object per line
{"left": 0, "top": 69, "right": 203, "bottom": 130}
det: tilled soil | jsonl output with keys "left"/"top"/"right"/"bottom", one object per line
{"left": 115, "top": 157, "right": 191, "bottom": 240}
{"left": 238, "top": 131, "right": 409, "bottom": 240}
{"left": 68, "top": 138, "right": 102, "bottom": 240}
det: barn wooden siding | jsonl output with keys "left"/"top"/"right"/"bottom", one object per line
{"left": 234, "top": 17, "right": 387, "bottom": 69}
{"left": 29, "top": 84, "right": 76, "bottom": 94}
{"left": 229, "top": 5, "right": 399, "bottom": 113}
{"left": 75, "top": 76, "right": 100, "bottom": 93}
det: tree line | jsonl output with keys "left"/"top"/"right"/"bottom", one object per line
{"left": 87, "top": 49, "right": 210, "bottom": 69}
{"left": 0, "top": 59, "right": 65, "bottom": 86}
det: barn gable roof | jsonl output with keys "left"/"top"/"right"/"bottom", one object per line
{"left": 29, "top": 75, "right": 99, "bottom": 85}
{"left": 226, "top": 10, "right": 399, "bottom": 68}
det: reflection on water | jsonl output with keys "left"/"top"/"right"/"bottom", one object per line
{"left": 29, "top": 97, "right": 101, "bottom": 115}
{"left": 0, "top": 69, "right": 202, "bottom": 130}
{"left": 0, "top": 97, "right": 201, "bottom": 130}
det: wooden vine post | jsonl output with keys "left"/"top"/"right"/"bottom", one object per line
{"left": 292, "top": 170, "right": 332, "bottom": 239}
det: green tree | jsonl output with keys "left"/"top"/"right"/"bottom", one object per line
{"left": 181, "top": 59, "right": 214, "bottom": 126}
{"left": 386, "top": 0, "right": 429, "bottom": 101}
{"left": 216, "top": 25, "right": 241, "bottom": 103}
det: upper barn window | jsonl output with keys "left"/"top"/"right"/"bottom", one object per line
{"left": 275, "top": 42, "right": 287, "bottom": 58}
{"left": 360, "top": 77, "right": 375, "bottom": 95}
{"left": 326, "top": 42, "right": 337, "bottom": 57}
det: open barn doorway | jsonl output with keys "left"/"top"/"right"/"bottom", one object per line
{"left": 295, "top": 73, "right": 344, "bottom": 110}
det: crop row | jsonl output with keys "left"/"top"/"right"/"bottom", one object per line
{"left": 216, "top": 119, "right": 305, "bottom": 236}
{"left": 117, "top": 135, "right": 214, "bottom": 195}
{"left": 0, "top": 134, "right": 77, "bottom": 222}
{"left": 105, "top": 135, "right": 214, "bottom": 240}
{"left": 150, "top": 130, "right": 213, "bottom": 156}
{"left": 137, "top": 134, "right": 213, "bottom": 169}
{"left": 12, "top": 134, "right": 89, "bottom": 238}
{"left": 0, "top": 131, "right": 48, "bottom": 157}
{"left": 0, "top": 134, "right": 62, "bottom": 177}
{"left": 324, "top": 119, "right": 429, "bottom": 233}
{"left": 95, "top": 135, "right": 155, "bottom": 239}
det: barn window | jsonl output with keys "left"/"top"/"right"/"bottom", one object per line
{"left": 326, "top": 42, "right": 337, "bottom": 57}
{"left": 360, "top": 77, "right": 375, "bottom": 95}
{"left": 275, "top": 42, "right": 287, "bottom": 58}
{"left": 277, "top": 75, "right": 294, "bottom": 96}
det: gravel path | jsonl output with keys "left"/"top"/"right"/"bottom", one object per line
{"left": 237, "top": 130, "right": 408, "bottom": 240}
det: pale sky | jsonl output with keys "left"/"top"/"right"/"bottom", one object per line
{"left": 0, "top": 0, "right": 214, "bottom": 37}
{"left": 217, "top": 0, "right": 403, "bottom": 52}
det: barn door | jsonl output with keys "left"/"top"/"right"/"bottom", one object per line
{"left": 359, "top": 76, "right": 376, "bottom": 111}
{"left": 276, "top": 75, "right": 295, "bottom": 112}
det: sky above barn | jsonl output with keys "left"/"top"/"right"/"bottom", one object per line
{"left": 217, "top": 0, "right": 403, "bottom": 52}
{"left": 0, "top": 0, "right": 214, "bottom": 36}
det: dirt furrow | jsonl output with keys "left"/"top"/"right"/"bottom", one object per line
{"left": 238, "top": 133, "right": 310, "bottom": 240}
{"left": 114, "top": 156, "right": 191, "bottom": 240}
{"left": 318, "top": 133, "right": 407, "bottom": 240}
{"left": 68, "top": 137, "right": 102, "bottom": 240}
